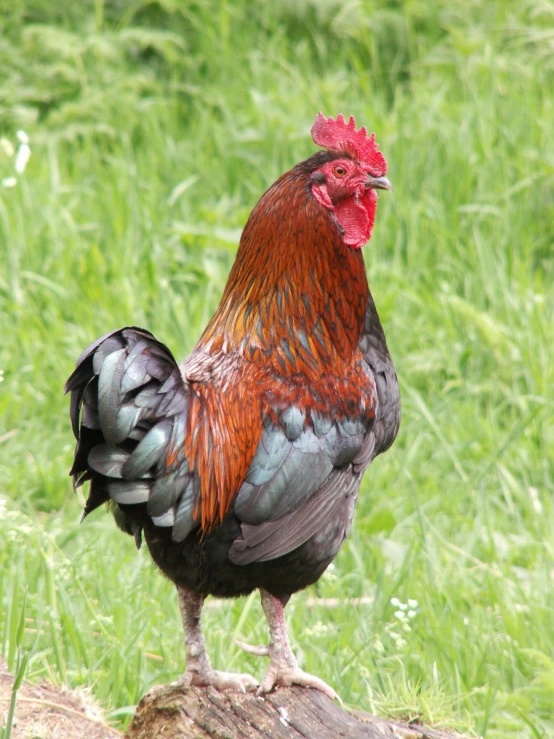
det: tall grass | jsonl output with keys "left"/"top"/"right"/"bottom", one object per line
{"left": 0, "top": 0, "right": 552, "bottom": 735}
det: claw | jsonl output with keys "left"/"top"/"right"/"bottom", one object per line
{"left": 234, "top": 638, "right": 270, "bottom": 657}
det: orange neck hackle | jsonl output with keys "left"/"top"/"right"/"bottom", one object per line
{"left": 196, "top": 156, "right": 370, "bottom": 380}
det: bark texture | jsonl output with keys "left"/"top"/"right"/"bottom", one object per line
{"left": 125, "top": 684, "right": 469, "bottom": 739}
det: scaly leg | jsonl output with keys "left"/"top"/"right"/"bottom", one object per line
{"left": 177, "top": 585, "right": 258, "bottom": 692}
{"left": 238, "top": 589, "right": 337, "bottom": 700}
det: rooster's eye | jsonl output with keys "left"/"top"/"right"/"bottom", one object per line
{"left": 333, "top": 165, "right": 347, "bottom": 177}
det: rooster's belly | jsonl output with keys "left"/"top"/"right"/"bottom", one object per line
{"left": 144, "top": 479, "right": 359, "bottom": 598}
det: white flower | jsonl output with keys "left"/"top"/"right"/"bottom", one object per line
{"left": 16, "top": 130, "right": 29, "bottom": 145}
{"left": 407, "top": 609, "right": 417, "bottom": 619}
{"left": 304, "top": 620, "right": 331, "bottom": 638}
{"left": 528, "top": 487, "right": 542, "bottom": 514}
{"left": 394, "top": 610, "right": 406, "bottom": 620}
{"left": 407, "top": 599, "right": 418, "bottom": 608}
{"left": 14, "top": 143, "right": 31, "bottom": 174}
{"left": 0, "top": 369, "right": 3, "bottom": 381}
{"left": 0, "top": 138, "right": 14, "bottom": 157}
{"left": 1, "top": 177, "right": 17, "bottom": 188}
{"left": 390, "top": 597, "right": 402, "bottom": 607}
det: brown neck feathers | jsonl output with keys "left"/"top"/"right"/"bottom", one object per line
{"left": 196, "top": 160, "right": 369, "bottom": 379}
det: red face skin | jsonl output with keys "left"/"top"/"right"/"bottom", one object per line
{"left": 310, "top": 158, "right": 386, "bottom": 249}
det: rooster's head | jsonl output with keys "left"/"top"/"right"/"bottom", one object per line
{"left": 309, "top": 112, "right": 391, "bottom": 249}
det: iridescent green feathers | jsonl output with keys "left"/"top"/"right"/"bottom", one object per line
{"left": 65, "top": 328, "right": 201, "bottom": 544}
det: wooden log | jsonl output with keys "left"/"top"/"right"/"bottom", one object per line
{"left": 125, "top": 684, "right": 469, "bottom": 739}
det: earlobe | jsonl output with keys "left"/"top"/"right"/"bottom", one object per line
{"left": 311, "top": 182, "right": 334, "bottom": 211}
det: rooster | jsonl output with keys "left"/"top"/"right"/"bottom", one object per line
{"left": 65, "top": 113, "right": 400, "bottom": 699}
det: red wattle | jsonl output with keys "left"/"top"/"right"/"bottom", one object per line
{"left": 332, "top": 189, "right": 377, "bottom": 249}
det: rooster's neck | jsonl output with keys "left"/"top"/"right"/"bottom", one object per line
{"left": 196, "top": 165, "right": 369, "bottom": 378}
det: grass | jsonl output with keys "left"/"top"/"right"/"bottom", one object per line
{"left": 0, "top": 0, "right": 553, "bottom": 735}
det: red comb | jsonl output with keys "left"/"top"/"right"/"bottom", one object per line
{"left": 311, "top": 112, "right": 387, "bottom": 174}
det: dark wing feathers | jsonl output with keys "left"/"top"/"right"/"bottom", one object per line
{"left": 230, "top": 469, "right": 359, "bottom": 564}
{"left": 230, "top": 408, "right": 369, "bottom": 563}
{"left": 244, "top": 424, "right": 290, "bottom": 487}
{"left": 66, "top": 327, "right": 199, "bottom": 545}
{"left": 357, "top": 293, "right": 400, "bottom": 464}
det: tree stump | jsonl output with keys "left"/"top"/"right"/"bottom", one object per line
{"left": 125, "top": 684, "right": 469, "bottom": 739}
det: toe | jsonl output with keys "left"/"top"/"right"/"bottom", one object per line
{"left": 256, "top": 673, "right": 277, "bottom": 696}
{"left": 294, "top": 670, "right": 338, "bottom": 701}
{"left": 214, "top": 672, "right": 257, "bottom": 692}
{"left": 234, "top": 639, "right": 270, "bottom": 657}
{"left": 258, "top": 666, "right": 338, "bottom": 701}
{"left": 231, "top": 672, "right": 259, "bottom": 692}
{"left": 182, "top": 669, "right": 258, "bottom": 692}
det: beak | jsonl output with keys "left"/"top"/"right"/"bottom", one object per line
{"left": 365, "top": 175, "right": 392, "bottom": 191}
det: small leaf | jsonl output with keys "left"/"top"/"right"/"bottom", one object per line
{"left": 15, "top": 589, "right": 27, "bottom": 647}
{"left": 12, "top": 652, "right": 29, "bottom": 692}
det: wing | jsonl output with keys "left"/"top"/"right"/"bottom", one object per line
{"left": 65, "top": 327, "right": 201, "bottom": 546}
{"left": 228, "top": 293, "right": 399, "bottom": 567}
{"left": 229, "top": 408, "right": 370, "bottom": 565}
{"left": 355, "top": 291, "right": 400, "bottom": 470}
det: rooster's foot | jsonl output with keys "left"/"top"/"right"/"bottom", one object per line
{"left": 237, "top": 589, "right": 340, "bottom": 701}
{"left": 177, "top": 585, "right": 258, "bottom": 693}
{"left": 235, "top": 637, "right": 336, "bottom": 698}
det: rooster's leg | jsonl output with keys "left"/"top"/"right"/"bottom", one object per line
{"left": 255, "top": 588, "right": 338, "bottom": 700}
{"left": 177, "top": 585, "right": 258, "bottom": 692}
